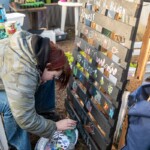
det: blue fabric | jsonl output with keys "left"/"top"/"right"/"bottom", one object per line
{"left": 122, "top": 83, "right": 150, "bottom": 150}
{"left": 35, "top": 80, "right": 55, "bottom": 113}
{"left": 0, "top": 80, "right": 55, "bottom": 150}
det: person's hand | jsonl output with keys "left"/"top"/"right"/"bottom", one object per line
{"left": 56, "top": 118, "right": 77, "bottom": 131}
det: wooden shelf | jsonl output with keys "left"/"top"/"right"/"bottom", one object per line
{"left": 9, "top": 2, "right": 47, "bottom": 30}
{"left": 9, "top": 2, "right": 47, "bottom": 13}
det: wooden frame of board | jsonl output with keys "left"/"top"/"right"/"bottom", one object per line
{"left": 66, "top": 0, "right": 145, "bottom": 149}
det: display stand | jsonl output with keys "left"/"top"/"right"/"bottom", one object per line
{"left": 58, "top": 1, "right": 82, "bottom": 35}
{"left": 65, "top": 0, "right": 144, "bottom": 149}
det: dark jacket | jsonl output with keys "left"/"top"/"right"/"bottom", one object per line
{"left": 122, "top": 83, "right": 150, "bottom": 150}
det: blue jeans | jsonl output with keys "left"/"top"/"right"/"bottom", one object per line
{"left": 0, "top": 80, "right": 55, "bottom": 150}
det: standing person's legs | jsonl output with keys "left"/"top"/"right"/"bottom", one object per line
{"left": 0, "top": 91, "right": 31, "bottom": 150}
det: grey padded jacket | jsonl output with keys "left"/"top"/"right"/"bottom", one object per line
{"left": 0, "top": 31, "right": 57, "bottom": 138}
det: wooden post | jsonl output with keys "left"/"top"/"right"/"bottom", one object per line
{"left": 28, "top": 12, "right": 38, "bottom": 30}
{"left": 117, "top": 113, "right": 128, "bottom": 150}
{"left": 135, "top": 14, "right": 150, "bottom": 80}
{"left": 116, "top": 14, "right": 150, "bottom": 150}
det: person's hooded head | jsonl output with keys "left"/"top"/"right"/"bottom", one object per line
{"left": 31, "top": 35, "right": 71, "bottom": 89}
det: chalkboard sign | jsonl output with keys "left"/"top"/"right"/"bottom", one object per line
{"left": 66, "top": 0, "right": 143, "bottom": 149}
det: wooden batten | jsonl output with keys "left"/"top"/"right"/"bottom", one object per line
{"left": 81, "top": 0, "right": 142, "bottom": 16}
{"left": 135, "top": 14, "right": 150, "bottom": 80}
{"left": 82, "top": 8, "right": 135, "bottom": 40}
{"left": 78, "top": 22, "right": 130, "bottom": 57}
{"left": 116, "top": 13, "right": 150, "bottom": 150}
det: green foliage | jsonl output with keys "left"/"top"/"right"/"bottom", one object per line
{"left": 26, "top": 0, "right": 36, "bottom": 3}
{"left": 130, "top": 63, "right": 137, "bottom": 68}
{"left": 65, "top": 51, "right": 74, "bottom": 67}
{"left": 20, "top": 1, "right": 44, "bottom": 8}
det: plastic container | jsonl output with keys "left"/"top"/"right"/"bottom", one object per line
{"left": 54, "top": 28, "right": 67, "bottom": 41}
{"left": 6, "top": 13, "right": 25, "bottom": 27}
{"left": 35, "top": 129, "right": 78, "bottom": 150}
{"left": 0, "top": 5, "right": 7, "bottom": 23}
{"left": 5, "top": 21, "right": 17, "bottom": 35}
{"left": 56, "top": 33, "right": 67, "bottom": 41}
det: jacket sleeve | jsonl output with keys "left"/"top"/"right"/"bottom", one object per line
{"left": 2, "top": 70, "right": 57, "bottom": 139}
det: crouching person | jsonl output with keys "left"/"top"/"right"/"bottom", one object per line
{"left": 0, "top": 31, "right": 76, "bottom": 150}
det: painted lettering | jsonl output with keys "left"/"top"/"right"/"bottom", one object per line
{"left": 81, "top": 26, "right": 120, "bottom": 56}
{"left": 96, "top": 57, "right": 105, "bottom": 66}
{"left": 81, "top": 8, "right": 95, "bottom": 22}
{"left": 111, "top": 46, "right": 118, "bottom": 54}
{"left": 85, "top": 47, "right": 91, "bottom": 55}
{"left": 96, "top": 58, "right": 118, "bottom": 75}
